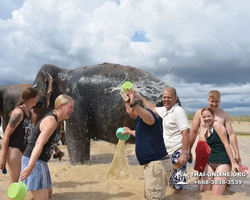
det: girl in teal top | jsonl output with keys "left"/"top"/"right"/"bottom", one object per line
{"left": 206, "top": 127, "right": 231, "bottom": 167}
{"left": 201, "top": 107, "right": 239, "bottom": 196}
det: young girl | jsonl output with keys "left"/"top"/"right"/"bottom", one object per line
{"left": 20, "top": 94, "right": 74, "bottom": 200}
{"left": 0, "top": 87, "right": 38, "bottom": 184}
{"left": 200, "top": 107, "right": 239, "bottom": 195}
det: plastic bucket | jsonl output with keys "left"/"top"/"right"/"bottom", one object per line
{"left": 8, "top": 181, "right": 27, "bottom": 200}
{"left": 116, "top": 127, "right": 130, "bottom": 141}
{"left": 122, "top": 81, "right": 133, "bottom": 93}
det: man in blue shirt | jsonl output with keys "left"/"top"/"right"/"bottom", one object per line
{"left": 122, "top": 89, "right": 172, "bottom": 200}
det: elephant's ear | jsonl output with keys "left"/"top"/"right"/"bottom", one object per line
{"left": 42, "top": 71, "right": 53, "bottom": 108}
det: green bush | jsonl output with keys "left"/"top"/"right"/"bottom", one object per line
{"left": 187, "top": 113, "right": 195, "bottom": 120}
{"left": 187, "top": 113, "right": 250, "bottom": 122}
{"left": 230, "top": 115, "right": 250, "bottom": 123}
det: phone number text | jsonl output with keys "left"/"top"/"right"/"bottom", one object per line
{"left": 194, "top": 180, "right": 243, "bottom": 185}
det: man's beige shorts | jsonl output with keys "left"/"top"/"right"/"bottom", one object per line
{"left": 143, "top": 158, "right": 172, "bottom": 200}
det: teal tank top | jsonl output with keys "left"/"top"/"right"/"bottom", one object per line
{"left": 206, "top": 128, "right": 231, "bottom": 164}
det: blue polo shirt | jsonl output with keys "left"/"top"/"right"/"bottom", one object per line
{"left": 135, "top": 109, "right": 168, "bottom": 165}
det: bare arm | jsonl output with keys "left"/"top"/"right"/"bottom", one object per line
{"left": 122, "top": 105, "right": 155, "bottom": 137}
{"left": 135, "top": 92, "right": 158, "bottom": 115}
{"left": 182, "top": 129, "right": 190, "bottom": 155}
{"left": 123, "top": 89, "right": 155, "bottom": 137}
{"left": 127, "top": 89, "right": 155, "bottom": 125}
{"left": 133, "top": 104, "right": 155, "bottom": 125}
{"left": 142, "top": 98, "right": 158, "bottom": 115}
{"left": 20, "top": 116, "right": 57, "bottom": 180}
{"left": 0, "top": 110, "right": 23, "bottom": 170}
{"left": 122, "top": 106, "right": 155, "bottom": 138}
{"left": 28, "top": 117, "right": 57, "bottom": 168}
{"left": 177, "top": 128, "right": 190, "bottom": 165}
{"left": 189, "top": 110, "right": 201, "bottom": 150}
{"left": 123, "top": 127, "right": 136, "bottom": 137}
{"left": 224, "top": 113, "right": 241, "bottom": 164}
{"left": 214, "top": 122, "right": 239, "bottom": 171}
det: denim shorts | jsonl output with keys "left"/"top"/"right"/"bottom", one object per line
{"left": 21, "top": 156, "right": 51, "bottom": 191}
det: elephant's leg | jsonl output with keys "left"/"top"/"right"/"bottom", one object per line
{"left": 65, "top": 119, "right": 90, "bottom": 165}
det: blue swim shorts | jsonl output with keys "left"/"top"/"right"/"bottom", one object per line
{"left": 169, "top": 149, "right": 188, "bottom": 190}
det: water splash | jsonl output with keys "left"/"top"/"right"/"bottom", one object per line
{"left": 110, "top": 78, "right": 169, "bottom": 104}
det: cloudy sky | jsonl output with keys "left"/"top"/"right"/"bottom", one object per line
{"left": 0, "top": 0, "right": 249, "bottom": 115}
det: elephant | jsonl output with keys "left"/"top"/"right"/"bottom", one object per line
{"left": 0, "top": 84, "right": 32, "bottom": 133}
{"left": 32, "top": 63, "right": 180, "bottom": 165}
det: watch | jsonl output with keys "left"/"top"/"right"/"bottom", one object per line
{"left": 130, "top": 101, "right": 138, "bottom": 108}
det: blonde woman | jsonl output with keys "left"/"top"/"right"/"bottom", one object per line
{"left": 20, "top": 94, "right": 74, "bottom": 200}
{"left": 0, "top": 87, "right": 38, "bottom": 184}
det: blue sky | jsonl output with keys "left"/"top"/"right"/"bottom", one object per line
{"left": 0, "top": 0, "right": 249, "bottom": 116}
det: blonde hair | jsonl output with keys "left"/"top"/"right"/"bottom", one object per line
{"left": 54, "top": 94, "right": 73, "bottom": 110}
{"left": 208, "top": 90, "right": 221, "bottom": 99}
{"left": 163, "top": 86, "right": 176, "bottom": 96}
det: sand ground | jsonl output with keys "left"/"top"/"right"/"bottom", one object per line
{"left": 0, "top": 123, "right": 249, "bottom": 200}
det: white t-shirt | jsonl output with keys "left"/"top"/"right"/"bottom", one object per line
{"left": 156, "top": 103, "right": 190, "bottom": 155}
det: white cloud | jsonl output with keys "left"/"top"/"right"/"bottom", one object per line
{"left": 0, "top": 0, "right": 249, "bottom": 115}
{"left": 174, "top": 81, "right": 250, "bottom": 115}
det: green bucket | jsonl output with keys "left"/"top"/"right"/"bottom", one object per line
{"left": 116, "top": 127, "right": 130, "bottom": 141}
{"left": 122, "top": 81, "right": 133, "bottom": 93}
{"left": 8, "top": 181, "right": 27, "bottom": 200}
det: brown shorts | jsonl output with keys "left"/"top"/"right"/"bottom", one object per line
{"left": 143, "top": 157, "right": 172, "bottom": 200}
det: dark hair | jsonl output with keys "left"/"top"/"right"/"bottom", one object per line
{"left": 201, "top": 107, "right": 214, "bottom": 116}
{"left": 16, "top": 87, "right": 38, "bottom": 106}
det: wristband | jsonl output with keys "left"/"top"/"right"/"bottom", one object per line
{"left": 130, "top": 101, "right": 138, "bottom": 108}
